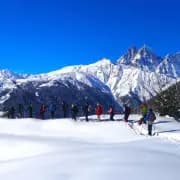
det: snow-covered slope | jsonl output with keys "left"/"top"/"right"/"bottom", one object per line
{"left": 107, "top": 65, "right": 175, "bottom": 101}
{"left": 0, "top": 115, "right": 180, "bottom": 180}
{"left": 157, "top": 53, "right": 180, "bottom": 77}
{"left": 18, "top": 71, "right": 111, "bottom": 94}
{"left": 0, "top": 70, "right": 23, "bottom": 91}
{"left": 0, "top": 70, "right": 26, "bottom": 104}
{"left": 49, "top": 58, "right": 113, "bottom": 84}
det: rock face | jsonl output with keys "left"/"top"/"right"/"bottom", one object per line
{"left": 0, "top": 45, "right": 179, "bottom": 117}
{"left": 156, "top": 53, "right": 180, "bottom": 78}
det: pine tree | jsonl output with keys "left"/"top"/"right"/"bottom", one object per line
{"left": 151, "top": 80, "right": 180, "bottom": 120}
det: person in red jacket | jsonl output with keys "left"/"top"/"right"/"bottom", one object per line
{"left": 96, "top": 103, "right": 103, "bottom": 120}
{"left": 40, "top": 104, "right": 46, "bottom": 119}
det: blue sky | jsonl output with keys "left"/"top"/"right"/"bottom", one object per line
{"left": 0, "top": 0, "right": 179, "bottom": 74}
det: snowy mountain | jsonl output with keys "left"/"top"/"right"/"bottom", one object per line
{"left": 49, "top": 47, "right": 177, "bottom": 106}
{"left": 157, "top": 53, "right": 180, "bottom": 78}
{"left": 117, "top": 45, "right": 162, "bottom": 71}
{"left": 107, "top": 65, "right": 175, "bottom": 107}
{"left": 0, "top": 70, "right": 24, "bottom": 91}
{"left": 0, "top": 69, "right": 119, "bottom": 117}
{"left": 53, "top": 58, "right": 113, "bottom": 84}
{"left": 0, "top": 45, "right": 179, "bottom": 114}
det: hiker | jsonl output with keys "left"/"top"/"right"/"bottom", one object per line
{"left": 40, "top": 104, "right": 46, "bottom": 119}
{"left": 28, "top": 103, "right": 33, "bottom": 118}
{"left": 124, "top": 104, "right": 131, "bottom": 122}
{"left": 96, "top": 103, "right": 103, "bottom": 120}
{"left": 108, "top": 105, "right": 115, "bottom": 121}
{"left": 139, "top": 102, "right": 148, "bottom": 125}
{"left": 71, "top": 104, "right": 78, "bottom": 120}
{"left": 62, "top": 101, "right": 68, "bottom": 118}
{"left": 83, "top": 102, "right": 90, "bottom": 121}
{"left": 18, "top": 104, "right": 24, "bottom": 118}
{"left": 49, "top": 103, "right": 56, "bottom": 119}
{"left": 145, "top": 108, "right": 156, "bottom": 136}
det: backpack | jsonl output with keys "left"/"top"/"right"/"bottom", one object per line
{"left": 151, "top": 112, "right": 156, "bottom": 122}
{"left": 40, "top": 105, "right": 46, "bottom": 113}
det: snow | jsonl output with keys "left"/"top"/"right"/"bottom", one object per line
{"left": 0, "top": 93, "right": 10, "bottom": 104}
{"left": 157, "top": 53, "right": 180, "bottom": 77}
{"left": 126, "top": 114, "right": 180, "bottom": 142}
{"left": 0, "top": 114, "right": 180, "bottom": 180}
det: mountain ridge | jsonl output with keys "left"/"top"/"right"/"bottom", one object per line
{"left": 0, "top": 45, "right": 179, "bottom": 114}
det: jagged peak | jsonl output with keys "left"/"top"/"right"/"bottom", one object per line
{"left": 137, "top": 45, "right": 157, "bottom": 56}
{"left": 117, "top": 45, "right": 160, "bottom": 67}
{"left": 125, "top": 46, "right": 138, "bottom": 57}
{"left": 117, "top": 46, "right": 138, "bottom": 65}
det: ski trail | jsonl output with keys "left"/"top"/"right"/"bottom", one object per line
{"left": 125, "top": 119, "right": 180, "bottom": 147}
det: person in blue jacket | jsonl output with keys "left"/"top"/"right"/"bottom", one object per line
{"left": 49, "top": 103, "right": 56, "bottom": 119}
{"left": 145, "top": 108, "right": 156, "bottom": 136}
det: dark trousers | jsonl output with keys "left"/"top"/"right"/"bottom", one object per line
{"left": 124, "top": 114, "right": 129, "bottom": 122}
{"left": 50, "top": 111, "right": 55, "bottom": 119}
{"left": 148, "top": 124, "right": 152, "bottom": 136}
{"left": 29, "top": 111, "right": 33, "bottom": 118}
{"left": 40, "top": 112, "right": 45, "bottom": 120}
{"left": 63, "top": 111, "right": 67, "bottom": 118}
{"left": 85, "top": 113, "right": 89, "bottom": 121}
{"left": 72, "top": 113, "right": 77, "bottom": 120}
{"left": 11, "top": 113, "right": 15, "bottom": 119}
{"left": 110, "top": 114, "right": 114, "bottom": 121}
{"left": 143, "top": 115, "right": 147, "bottom": 124}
